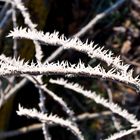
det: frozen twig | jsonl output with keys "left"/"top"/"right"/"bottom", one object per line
{"left": 10, "top": 2, "right": 48, "bottom": 138}
{"left": 11, "top": 0, "right": 43, "bottom": 61}
{"left": 0, "top": 123, "right": 42, "bottom": 139}
{"left": 17, "top": 105, "right": 85, "bottom": 140}
{"left": 103, "top": 81, "right": 121, "bottom": 130}
{"left": 105, "top": 127, "right": 140, "bottom": 140}
{"left": 38, "top": 88, "right": 51, "bottom": 140}
{"left": 49, "top": 78, "right": 139, "bottom": 125}
{"left": 26, "top": 76, "right": 75, "bottom": 121}
{"left": 0, "top": 55, "right": 139, "bottom": 91}
{"left": 8, "top": 27, "right": 130, "bottom": 73}
{"left": 11, "top": 2, "right": 17, "bottom": 58}
{"left": 0, "top": 111, "right": 111, "bottom": 139}
{"left": 0, "top": 78, "right": 27, "bottom": 108}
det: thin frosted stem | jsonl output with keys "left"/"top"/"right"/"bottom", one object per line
{"left": 8, "top": 27, "right": 130, "bottom": 73}
{"left": 12, "top": 3, "right": 18, "bottom": 58}
{"left": 12, "top": 0, "right": 43, "bottom": 61}
{"left": 26, "top": 76, "right": 75, "bottom": 120}
{"left": 105, "top": 127, "right": 140, "bottom": 140}
{"left": 0, "top": 78, "right": 27, "bottom": 108}
{"left": 103, "top": 81, "right": 121, "bottom": 131}
{"left": 0, "top": 56, "right": 139, "bottom": 91}
{"left": 49, "top": 78, "right": 139, "bottom": 125}
{"left": 17, "top": 105, "right": 85, "bottom": 140}
{"left": 38, "top": 89, "right": 51, "bottom": 140}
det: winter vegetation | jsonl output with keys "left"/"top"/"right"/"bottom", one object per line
{"left": 0, "top": 0, "right": 140, "bottom": 140}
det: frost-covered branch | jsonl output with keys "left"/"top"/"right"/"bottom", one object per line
{"left": 17, "top": 105, "right": 85, "bottom": 140}
{"left": 26, "top": 76, "right": 75, "bottom": 121}
{"left": 0, "top": 55, "right": 139, "bottom": 91}
{"left": 8, "top": 27, "right": 130, "bottom": 73}
{"left": 0, "top": 55, "right": 76, "bottom": 136}
{"left": 49, "top": 78, "right": 139, "bottom": 125}
{"left": 105, "top": 127, "right": 140, "bottom": 140}
{"left": 10, "top": 1, "right": 48, "bottom": 138}
{"left": 11, "top": 0, "right": 43, "bottom": 61}
{"left": 12, "top": 0, "right": 36, "bottom": 29}
{"left": 38, "top": 88, "right": 51, "bottom": 140}
{"left": 11, "top": 1, "right": 18, "bottom": 58}
{"left": 0, "top": 78, "right": 27, "bottom": 108}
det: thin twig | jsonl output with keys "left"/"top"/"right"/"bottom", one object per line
{"left": 46, "top": 0, "right": 126, "bottom": 62}
{"left": 38, "top": 89, "right": 51, "bottom": 140}
{"left": 76, "top": 111, "right": 111, "bottom": 121}
{"left": 75, "top": 0, "right": 126, "bottom": 37}
{"left": 0, "top": 78, "right": 28, "bottom": 108}
{"left": 17, "top": 105, "right": 85, "bottom": 140}
{"left": 0, "top": 8, "right": 12, "bottom": 29}
{"left": 103, "top": 81, "right": 121, "bottom": 131}
{"left": 0, "top": 123, "right": 42, "bottom": 139}
{"left": 11, "top": 2, "right": 18, "bottom": 58}
{"left": 0, "top": 111, "right": 112, "bottom": 139}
